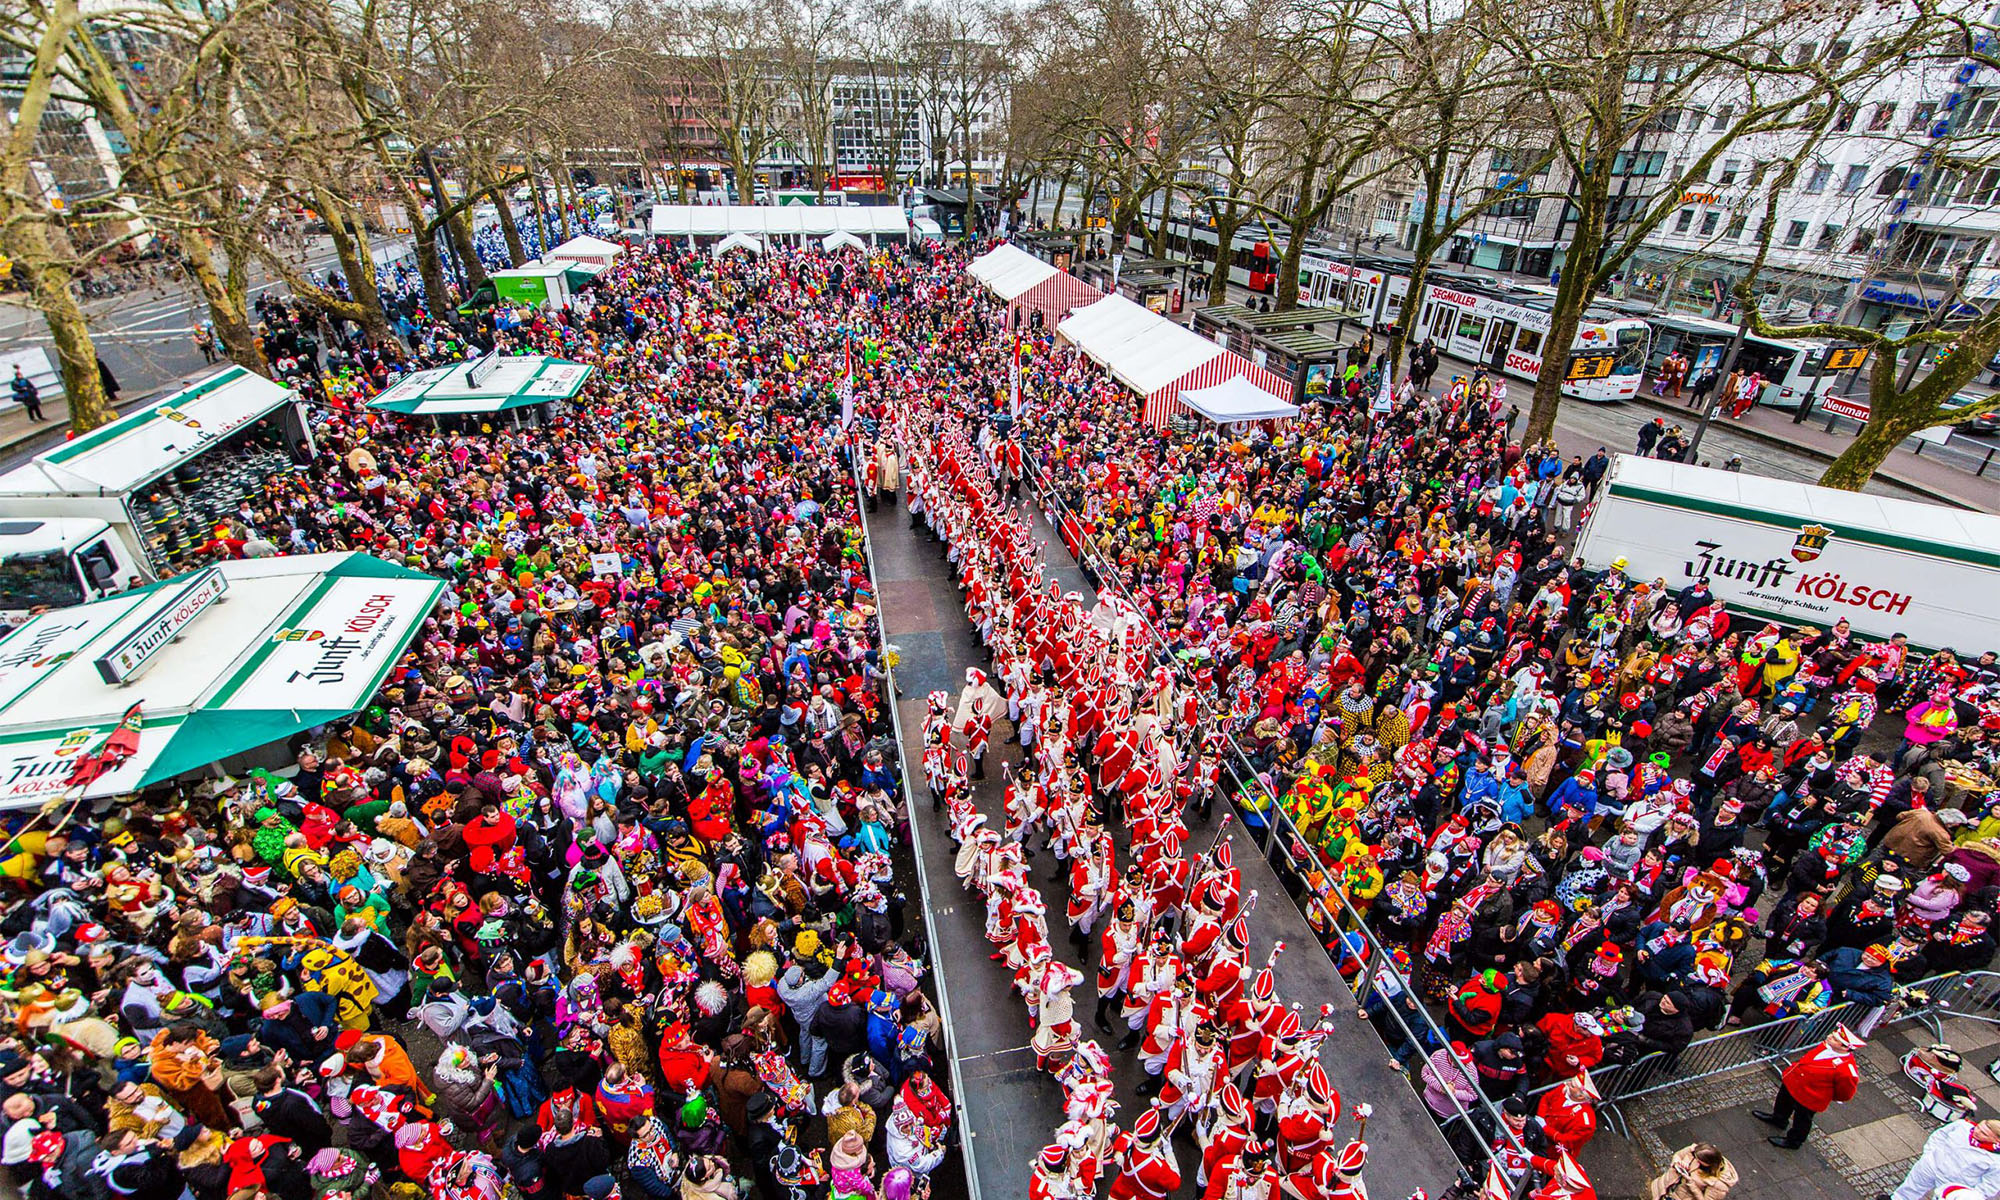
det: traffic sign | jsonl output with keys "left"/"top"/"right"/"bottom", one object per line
{"left": 1567, "top": 354, "right": 1617, "bottom": 380}
{"left": 1825, "top": 346, "right": 1870, "bottom": 371}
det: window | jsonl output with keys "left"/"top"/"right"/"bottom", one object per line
{"left": 1791, "top": 41, "right": 1817, "bottom": 64}
{"left": 1841, "top": 164, "right": 1868, "bottom": 193}
{"left": 1967, "top": 95, "right": 1999, "bottom": 133}
{"left": 1718, "top": 158, "right": 1741, "bottom": 185}
{"left": 1712, "top": 105, "right": 1734, "bottom": 129}
{"left": 1869, "top": 103, "right": 1897, "bottom": 131}
{"left": 1833, "top": 102, "right": 1859, "bottom": 132}
{"left": 1850, "top": 228, "right": 1875, "bottom": 254}
{"left": 1804, "top": 163, "right": 1832, "bottom": 193}
{"left": 1876, "top": 166, "right": 1908, "bottom": 195}
{"left": 1816, "top": 224, "right": 1842, "bottom": 250}
{"left": 1675, "top": 209, "right": 1695, "bottom": 232}
{"left": 1910, "top": 101, "right": 1938, "bottom": 131}
{"left": 1655, "top": 108, "right": 1682, "bottom": 132}
{"left": 1973, "top": 168, "right": 2000, "bottom": 206}
{"left": 1828, "top": 39, "right": 1852, "bottom": 63}
{"left": 1699, "top": 211, "right": 1720, "bottom": 235}
{"left": 1456, "top": 313, "right": 1487, "bottom": 343}
{"left": 1725, "top": 214, "right": 1747, "bottom": 239}
{"left": 1783, "top": 220, "right": 1808, "bottom": 247}
{"left": 1491, "top": 146, "right": 1548, "bottom": 175}
{"left": 1514, "top": 328, "right": 1543, "bottom": 355}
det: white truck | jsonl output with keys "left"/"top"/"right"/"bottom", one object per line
{"left": 1573, "top": 453, "right": 2000, "bottom": 651}
{"left": 0, "top": 367, "right": 309, "bottom": 626}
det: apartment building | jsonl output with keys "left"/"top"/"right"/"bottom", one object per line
{"left": 1627, "top": 24, "right": 2000, "bottom": 332}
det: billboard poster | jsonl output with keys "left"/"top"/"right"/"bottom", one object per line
{"left": 222, "top": 577, "right": 442, "bottom": 712}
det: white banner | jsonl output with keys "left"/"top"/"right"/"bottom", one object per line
{"left": 1582, "top": 494, "right": 2000, "bottom": 649}
{"left": 221, "top": 577, "right": 440, "bottom": 711}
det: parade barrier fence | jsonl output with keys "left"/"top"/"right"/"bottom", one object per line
{"left": 847, "top": 440, "right": 984, "bottom": 1200}
{"left": 1519, "top": 970, "right": 2000, "bottom": 1139}
{"left": 1006, "top": 449, "right": 1537, "bottom": 1192}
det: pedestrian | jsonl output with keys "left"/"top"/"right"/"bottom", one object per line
{"left": 8, "top": 366, "right": 42, "bottom": 422}
{"left": 193, "top": 322, "right": 217, "bottom": 364}
{"left": 1752, "top": 1024, "right": 1862, "bottom": 1148}
{"left": 1649, "top": 1143, "right": 1737, "bottom": 1200}
{"left": 1637, "top": 417, "right": 1664, "bottom": 456}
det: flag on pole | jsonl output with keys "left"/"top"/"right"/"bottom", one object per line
{"left": 1010, "top": 331, "right": 1022, "bottom": 420}
{"left": 1479, "top": 1161, "right": 1513, "bottom": 1200}
{"left": 839, "top": 335, "right": 855, "bottom": 430}
{"left": 66, "top": 702, "right": 143, "bottom": 789}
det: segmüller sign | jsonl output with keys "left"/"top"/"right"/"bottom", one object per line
{"left": 1592, "top": 491, "right": 1995, "bottom": 648}
{"left": 95, "top": 568, "right": 228, "bottom": 684}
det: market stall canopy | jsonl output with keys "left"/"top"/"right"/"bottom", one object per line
{"left": 649, "top": 204, "right": 910, "bottom": 241}
{"left": 967, "top": 243, "right": 1058, "bottom": 300}
{"left": 0, "top": 552, "right": 444, "bottom": 808}
{"left": 822, "top": 230, "right": 868, "bottom": 252}
{"left": 545, "top": 234, "right": 624, "bottom": 268}
{"left": 367, "top": 352, "right": 593, "bottom": 416}
{"left": 967, "top": 244, "right": 1102, "bottom": 326}
{"left": 0, "top": 366, "right": 293, "bottom": 498}
{"left": 1059, "top": 294, "right": 1225, "bottom": 396}
{"left": 1176, "top": 376, "right": 1300, "bottom": 423}
{"left": 713, "top": 232, "right": 766, "bottom": 258}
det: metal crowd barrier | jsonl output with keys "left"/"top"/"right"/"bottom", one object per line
{"left": 1519, "top": 971, "right": 2000, "bottom": 1138}
{"left": 848, "top": 441, "right": 983, "bottom": 1200}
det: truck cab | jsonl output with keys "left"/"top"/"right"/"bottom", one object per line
{"left": 0, "top": 518, "right": 144, "bottom": 628}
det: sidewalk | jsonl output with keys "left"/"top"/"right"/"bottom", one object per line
{"left": 1578, "top": 1015, "right": 1996, "bottom": 1200}
{"left": 1623, "top": 388, "right": 2000, "bottom": 513}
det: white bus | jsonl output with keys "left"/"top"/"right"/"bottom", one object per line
{"left": 1410, "top": 281, "right": 1653, "bottom": 401}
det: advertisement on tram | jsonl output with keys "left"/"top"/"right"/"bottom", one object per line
{"left": 1410, "top": 282, "right": 1651, "bottom": 401}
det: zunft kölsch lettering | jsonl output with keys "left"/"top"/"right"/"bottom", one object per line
{"left": 1686, "top": 542, "right": 1795, "bottom": 590}
{"left": 1794, "top": 571, "right": 1912, "bottom": 614}
{"left": 286, "top": 593, "right": 399, "bottom": 684}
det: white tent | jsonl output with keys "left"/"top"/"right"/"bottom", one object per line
{"left": 822, "top": 230, "right": 868, "bottom": 252}
{"left": 649, "top": 204, "right": 911, "bottom": 243}
{"left": 713, "top": 232, "right": 765, "bottom": 258}
{"left": 0, "top": 553, "right": 443, "bottom": 808}
{"left": 1058, "top": 294, "right": 1227, "bottom": 397}
{"left": 1176, "top": 376, "right": 1300, "bottom": 423}
{"left": 544, "top": 234, "right": 624, "bottom": 270}
{"left": 967, "top": 243, "right": 1058, "bottom": 300}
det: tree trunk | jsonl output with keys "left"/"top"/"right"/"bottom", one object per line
{"left": 178, "top": 233, "right": 267, "bottom": 376}
{"left": 1149, "top": 186, "right": 1173, "bottom": 259}
{"left": 447, "top": 209, "right": 489, "bottom": 291}
{"left": 1819, "top": 419, "right": 1918, "bottom": 490}
{"left": 318, "top": 195, "right": 399, "bottom": 353}
{"left": 491, "top": 184, "right": 527, "bottom": 266}
{"left": 526, "top": 159, "right": 553, "bottom": 251}
{"left": 7, "top": 217, "right": 114, "bottom": 431}
{"left": 1050, "top": 168, "right": 1070, "bottom": 230}
{"left": 1388, "top": 226, "right": 1441, "bottom": 381}
{"left": 1275, "top": 222, "right": 1306, "bottom": 311}
{"left": 1210, "top": 207, "right": 1245, "bottom": 306}
{"left": 1525, "top": 278, "right": 1589, "bottom": 443}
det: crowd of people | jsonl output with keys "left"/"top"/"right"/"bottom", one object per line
{"left": 0, "top": 237, "right": 966, "bottom": 1200}
{"left": 6, "top": 218, "right": 2000, "bottom": 1200}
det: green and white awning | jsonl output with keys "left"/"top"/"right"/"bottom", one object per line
{"left": 0, "top": 552, "right": 442, "bottom": 808}
{"left": 367, "top": 352, "right": 594, "bottom": 416}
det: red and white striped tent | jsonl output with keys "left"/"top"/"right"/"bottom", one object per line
{"left": 1057, "top": 294, "right": 1293, "bottom": 428}
{"left": 966, "top": 243, "right": 1102, "bottom": 327}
